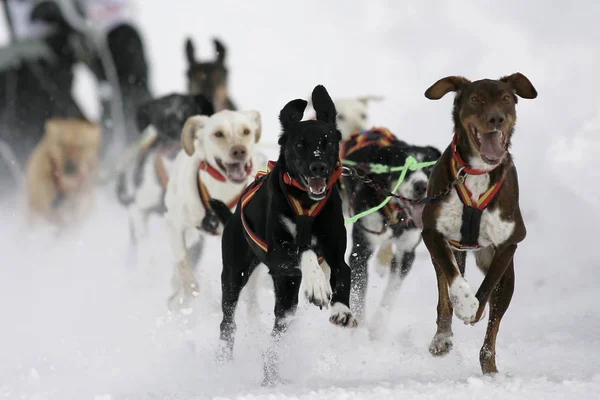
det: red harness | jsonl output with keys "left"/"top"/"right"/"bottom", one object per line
{"left": 339, "top": 127, "right": 395, "bottom": 160}
{"left": 240, "top": 160, "right": 343, "bottom": 261}
{"left": 447, "top": 133, "right": 504, "bottom": 250}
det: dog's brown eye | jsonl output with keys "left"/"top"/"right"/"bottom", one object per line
{"left": 296, "top": 142, "right": 304, "bottom": 148}
{"left": 470, "top": 96, "right": 480, "bottom": 103}
{"left": 338, "top": 114, "right": 345, "bottom": 121}
{"left": 243, "top": 128, "right": 251, "bottom": 136}
{"left": 502, "top": 94, "right": 512, "bottom": 103}
{"left": 215, "top": 131, "right": 224, "bottom": 138}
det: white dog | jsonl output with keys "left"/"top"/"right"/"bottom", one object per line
{"left": 164, "top": 109, "right": 261, "bottom": 311}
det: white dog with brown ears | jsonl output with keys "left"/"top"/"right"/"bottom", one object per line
{"left": 164, "top": 109, "right": 262, "bottom": 311}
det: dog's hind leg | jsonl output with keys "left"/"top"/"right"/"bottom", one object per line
{"left": 369, "top": 251, "right": 415, "bottom": 340}
{"left": 428, "top": 259, "right": 455, "bottom": 356}
{"left": 186, "top": 232, "right": 205, "bottom": 270}
{"left": 262, "top": 274, "right": 301, "bottom": 387}
{"left": 478, "top": 260, "right": 514, "bottom": 375}
{"left": 349, "top": 227, "right": 374, "bottom": 322}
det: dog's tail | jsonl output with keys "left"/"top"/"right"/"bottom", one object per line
{"left": 208, "top": 198, "right": 233, "bottom": 224}
{"left": 116, "top": 171, "right": 134, "bottom": 206}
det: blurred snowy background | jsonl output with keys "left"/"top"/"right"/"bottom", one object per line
{"left": 0, "top": 1, "right": 599, "bottom": 399}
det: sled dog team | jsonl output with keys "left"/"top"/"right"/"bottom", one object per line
{"left": 22, "top": 37, "right": 537, "bottom": 386}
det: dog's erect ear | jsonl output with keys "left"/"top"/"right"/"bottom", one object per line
{"left": 181, "top": 115, "right": 209, "bottom": 156}
{"left": 242, "top": 110, "right": 262, "bottom": 143}
{"left": 357, "top": 95, "right": 384, "bottom": 104}
{"left": 185, "top": 38, "right": 196, "bottom": 65}
{"left": 312, "top": 85, "right": 337, "bottom": 124}
{"left": 500, "top": 73, "right": 538, "bottom": 99}
{"left": 424, "top": 76, "right": 471, "bottom": 100}
{"left": 135, "top": 101, "right": 152, "bottom": 132}
{"left": 279, "top": 99, "right": 308, "bottom": 130}
{"left": 192, "top": 94, "right": 215, "bottom": 116}
{"left": 214, "top": 38, "right": 226, "bottom": 64}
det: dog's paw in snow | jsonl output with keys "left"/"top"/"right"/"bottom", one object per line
{"left": 300, "top": 251, "right": 332, "bottom": 308}
{"left": 429, "top": 331, "right": 454, "bottom": 356}
{"left": 449, "top": 276, "right": 479, "bottom": 323}
{"left": 329, "top": 302, "right": 358, "bottom": 327}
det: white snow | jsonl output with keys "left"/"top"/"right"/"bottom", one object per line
{"left": 1, "top": 1, "right": 600, "bottom": 399}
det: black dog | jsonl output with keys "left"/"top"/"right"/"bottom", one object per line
{"left": 117, "top": 93, "right": 213, "bottom": 252}
{"left": 209, "top": 85, "right": 357, "bottom": 386}
{"left": 340, "top": 128, "right": 440, "bottom": 334}
{"left": 185, "top": 37, "right": 236, "bottom": 112}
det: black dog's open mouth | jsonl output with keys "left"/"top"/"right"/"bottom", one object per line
{"left": 215, "top": 158, "right": 251, "bottom": 184}
{"left": 301, "top": 176, "right": 327, "bottom": 200}
{"left": 468, "top": 124, "right": 506, "bottom": 165}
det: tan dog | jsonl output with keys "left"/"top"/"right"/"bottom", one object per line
{"left": 24, "top": 119, "right": 101, "bottom": 229}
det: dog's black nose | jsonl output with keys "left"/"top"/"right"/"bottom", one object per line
{"left": 63, "top": 160, "right": 78, "bottom": 175}
{"left": 230, "top": 145, "right": 247, "bottom": 161}
{"left": 309, "top": 161, "right": 328, "bottom": 177}
{"left": 414, "top": 181, "right": 427, "bottom": 197}
{"left": 487, "top": 112, "right": 505, "bottom": 128}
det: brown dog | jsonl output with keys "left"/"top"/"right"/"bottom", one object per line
{"left": 24, "top": 119, "right": 102, "bottom": 229}
{"left": 420, "top": 73, "right": 537, "bottom": 375}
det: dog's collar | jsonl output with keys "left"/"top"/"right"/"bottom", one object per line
{"left": 198, "top": 161, "right": 228, "bottom": 182}
{"left": 198, "top": 160, "right": 253, "bottom": 184}
{"left": 451, "top": 132, "right": 499, "bottom": 175}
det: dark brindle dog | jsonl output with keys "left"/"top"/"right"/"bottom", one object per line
{"left": 185, "top": 38, "right": 237, "bottom": 112}
{"left": 420, "top": 73, "right": 537, "bottom": 375}
{"left": 209, "top": 85, "right": 357, "bottom": 386}
{"left": 340, "top": 128, "right": 440, "bottom": 337}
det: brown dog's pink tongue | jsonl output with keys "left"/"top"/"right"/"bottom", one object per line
{"left": 479, "top": 131, "right": 505, "bottom": 160}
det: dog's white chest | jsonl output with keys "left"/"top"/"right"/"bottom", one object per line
{"left": 435, "top": 174, "right": 514, "bottom": 249}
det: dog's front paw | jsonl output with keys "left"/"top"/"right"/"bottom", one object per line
{"left": 329, "top": 303, "right": 358, "bottom": 328}
{"left": 449, "top": 277, "right": 479, "bottom": 323}
{"left": 429, "top": 332, "right": 454, "bottom": 356}
{"left": 300, "top": 251, "right": 332, "bottom": 308}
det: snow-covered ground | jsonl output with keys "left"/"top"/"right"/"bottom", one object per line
{"left": 1, "top": 1, "right": 599, "bottom": 399}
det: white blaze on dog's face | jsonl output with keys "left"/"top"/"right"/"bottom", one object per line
{"left": 333, "top": 96, "right": 383, "bottom": 140}
{"left": 181, "top": 110, "right": 262, "bottom": 184}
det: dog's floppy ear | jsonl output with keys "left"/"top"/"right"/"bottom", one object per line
{"left": 357, "top": 95, "right": 384, "bottom": 104}
{"left": 500, "top": 72, "right": 538, "bottom": 99}
{"left": 312, "top": 85, "right": 337, "bottom": 124}
{"left": 242, "top": 110, "right": 262, "bottom": 143}
{"left": 181, "top": 115, "right": 209, "bottom": 156}
{"left": 192, "top": 94, "right": 215, "bottom": 116}
{"left": 425, "top": 76, "right": 471, "bottom": 100}
{"left": 279, "top": 99, "right": 308, "bottom": 131}
{"left": 185, "top": 37, "right": 196, "bottom": 65}
{"left": 135, "top": 101, "right": 152, "bottom": 132}
{"left": 214, "top": 38, "right": 226, "bottom": 64}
